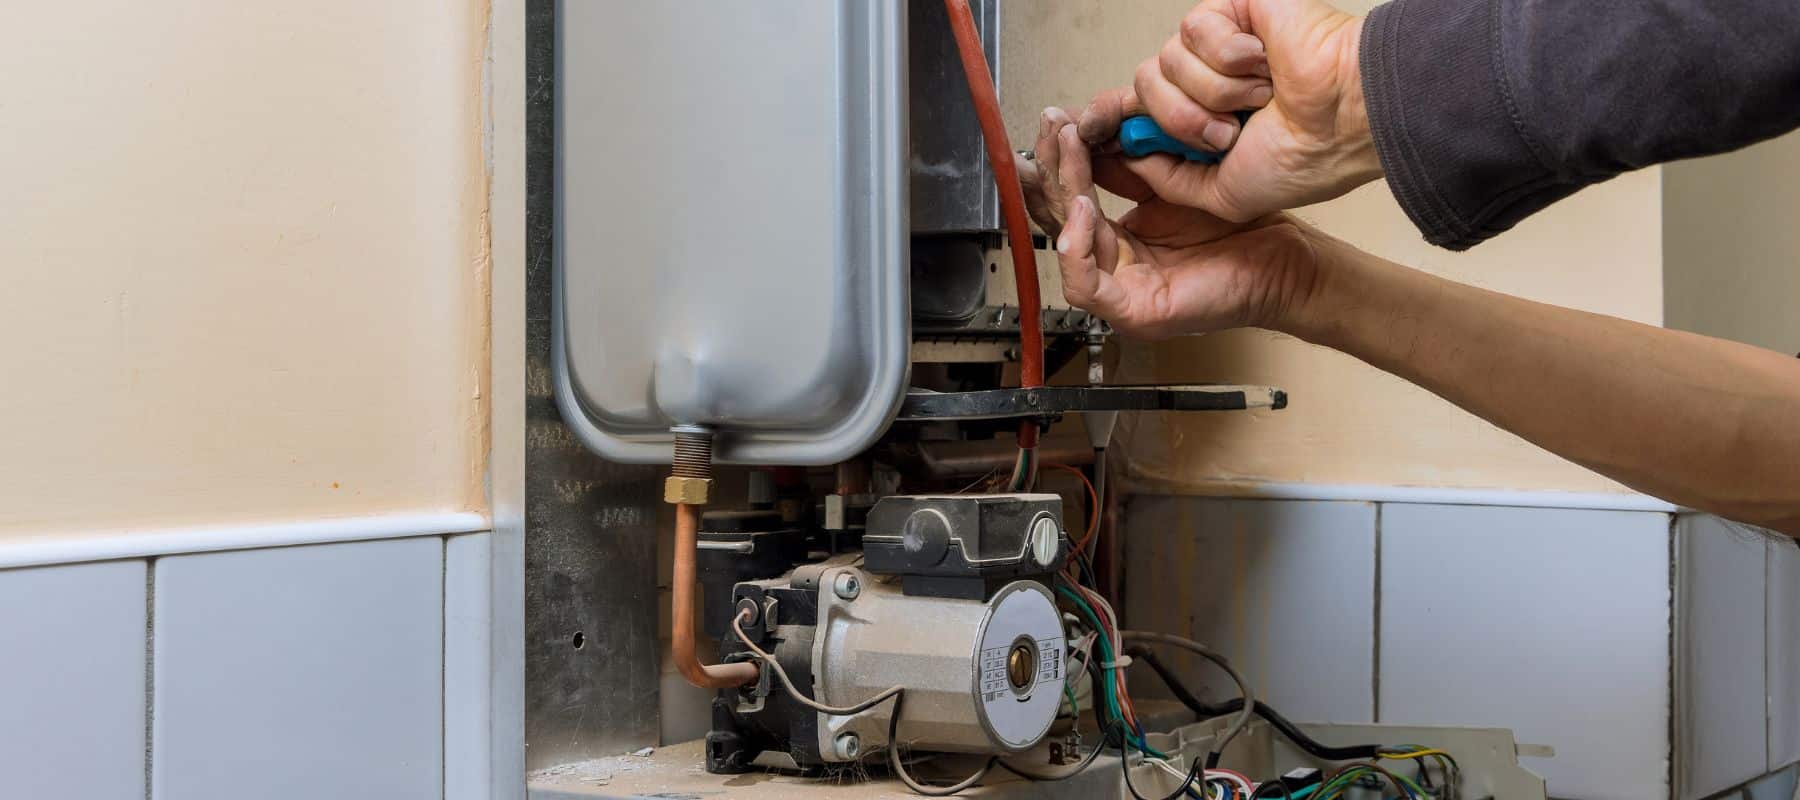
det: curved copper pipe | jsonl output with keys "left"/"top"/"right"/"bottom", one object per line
{"left": 671, "top": 502, "right": 759, "bottom": 689}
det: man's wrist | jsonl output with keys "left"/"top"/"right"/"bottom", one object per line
{"left": 1333, "top": 15, "right": 1383, "bottom": 187}
{"left": 1267, "top": 226, "right": 1369, "bottom": 348}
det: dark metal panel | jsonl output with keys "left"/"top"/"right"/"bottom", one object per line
{"left": 526, "top": 0, "right": 660, "bottom": 769}
{"left": 909, "top": 0, "right": 1002, "bottom": 234}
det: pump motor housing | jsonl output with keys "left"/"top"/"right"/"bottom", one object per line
{"left": 704, "top": 494, "right": 1069, "bottom": 773}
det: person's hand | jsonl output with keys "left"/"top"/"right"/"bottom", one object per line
{"left": 1017, "top": 115, "right": 1322, "bottom": 340}
{"left": 1076, "top": 0, "right": 1380, "bottom": 222}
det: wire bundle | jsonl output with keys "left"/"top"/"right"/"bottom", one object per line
{"left": 720, "top": 441, "right": 1461, "bottom": 798}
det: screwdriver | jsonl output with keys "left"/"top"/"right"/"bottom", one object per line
{"left": 1116, "top": 112, "right": 1252, "bottom": 165}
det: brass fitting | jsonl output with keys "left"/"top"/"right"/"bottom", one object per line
{"left": 664, "top": 476, "right": 713, "bottom": 505}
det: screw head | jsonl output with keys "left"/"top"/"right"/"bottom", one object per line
{"left": 833, "top": 572, "right": 862, "bottom": 601}
{"left": 834, "top": 733, "right": 861, "bottom": 760}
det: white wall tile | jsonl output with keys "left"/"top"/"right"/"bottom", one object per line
{"left": 0, "top": 560, "right": 147, "bottom": 800}
{"left": 1677, "top": 515, "right": 1771, "bottom": 799}
{"left": 1769, "top": 539, "right": 1800, "bottom": 771}
{"left": 447, "top": 533, "right": 493, "bottom": 800}
{"left": 1379, "top": 504, "right": 1672, "bottom": 800}
{"left": 152, "top": 538, "right": 443, "bottom": 800}
{"left": 1123, "top": 497, "right": 1377, "bottom": 723}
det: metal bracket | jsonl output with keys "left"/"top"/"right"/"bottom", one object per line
{"left": 896, "top": 384, "right": 1288, "bottom": 422}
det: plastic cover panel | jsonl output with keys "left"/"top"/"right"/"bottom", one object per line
{"left": 553, "top": 1, "right": 908, "bottom": 464}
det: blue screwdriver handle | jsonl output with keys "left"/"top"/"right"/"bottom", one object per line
{"left": 1117, "top": 111, "right": 1252, "bottom": 164}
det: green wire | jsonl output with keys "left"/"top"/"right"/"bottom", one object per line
{"left": 1314, "top": 764, "right": 1427, "bottom": 800}
{"left": 1055, "top": 584, "right": 1164, "bottom": 758}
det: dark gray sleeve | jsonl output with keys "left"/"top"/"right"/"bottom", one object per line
{"left": 1360, "top": 0, "right": 1800, "bottom": 251}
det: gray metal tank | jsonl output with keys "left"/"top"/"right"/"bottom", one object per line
{"left": 552, "top": 1, "right": 911, "bottom": 465}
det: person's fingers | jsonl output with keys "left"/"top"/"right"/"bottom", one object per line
{"left": 1057, "top": 125, "right": 1121, "bottom": 272}
{"left": 1076, "top": 86, "right": 1145, "bottom": 145}
{"left": 1118, "top": 199, "right": 1244, "bottom": 243}
{"left": 1091, "top": 153, "right": 1155, "bottom": 203}
{"left": 1035, "top": 107, "right": 1067, "bottom": 186}
{"left": 1015, "top": 152, "right": 1061, "bottom": 237}
{"left": 1179, "top": 4, "right": 1271, "bottom": 78}
{"left": 1055, "top": 193, "right": 1102, "bottom": 307}
{"left": 1134, "top": 56, "right": 1241, "bottom": 152}
{"left": 1118, "top": 152, "right": 1252, "bottom": 221}
{"left": 1056, "top": 196, "right": 1130, "bottom": 317}
{"left": 1158, "top": 34, "right": 1272, "bottom": 112}
{"left": 1057, "top": 124, "right": 1100, "bottom": 208}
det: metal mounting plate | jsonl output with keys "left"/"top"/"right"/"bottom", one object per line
{"left": 896, "top": 385, "right": 1288, "bottom": 422}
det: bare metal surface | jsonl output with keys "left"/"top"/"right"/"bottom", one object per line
{"left": 909, "top": 0, "right": 1001, "bottom": 234}
{"left": 527, "top": 0, "right": 660, "bottom": 766}
{"left": 812, "top": 567, "right": 1064, "bottom": 759}
{"left": 553, "top": 1, "right": 909, "bottom": 465}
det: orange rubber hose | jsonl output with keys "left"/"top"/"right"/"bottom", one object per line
{"left": 943, "top": 0, "right": 1045, "bottom": 449}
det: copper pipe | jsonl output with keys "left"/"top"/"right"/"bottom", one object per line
{"left": 834, "top": 459, "right": 871, "bottom": 496}
{"left": 671, "top": 502, "right": 759, "bottom": 689}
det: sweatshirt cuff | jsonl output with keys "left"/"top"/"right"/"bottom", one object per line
{"left": 1360, "top": 0, "right": 1555, "bottom": 251}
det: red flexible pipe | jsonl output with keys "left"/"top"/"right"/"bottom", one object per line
{"left": 943, "top": 0, "right": 1043, "bottom": 448}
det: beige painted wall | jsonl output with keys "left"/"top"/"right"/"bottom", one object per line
{"left": 1002, "top": 0, "right": 1660, "bottom": 493}
{"left": 0, "top": 1, "right": 491, "bottom": 538}
{"left": 1665, "top": 131, "right": 1800, "bottom": 356}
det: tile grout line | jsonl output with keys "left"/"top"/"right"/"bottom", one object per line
{"left": 143, "top": 559, "right": 156, "bottom": 800}
{"left": 1667, "top": 515, "right": 1680, "bottom": 799}
{"left": 441, "top": 536, "right": 449, "bottom": 800}
{"left": 1765, "top": 538, "right": 1773, "bottom": 776}
{"left": 1371, "top": 503, "right": 1382, "bottom": 724}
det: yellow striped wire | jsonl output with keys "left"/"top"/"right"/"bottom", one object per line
{"left": 1380, "top": 748, "right": 1451, "bottom": 761}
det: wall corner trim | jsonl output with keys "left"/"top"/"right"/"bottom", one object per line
{"left": 1121, "top": 479, "right": 1681, "bottom": 513}
{"left": 0, "top": 512, "right": 492, "bottom": 570}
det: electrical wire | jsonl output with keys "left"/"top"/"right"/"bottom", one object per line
{"left": 1045, "top": 461, "right": 1100, "bottom": 554}
{"left": 1127, "top": 646, "right": 1382, "bottom": 762}
{"left": 1209, "top": 768, "right": 1254, "bottom": 795}
{"left": 1119, "top": 742, "right": 1205, "bottom": 800}
{"left": 886, "top": 692, "right": 998, "bottom": 796}
{"left": 1248, "top": 777, "right": 1298, "bottom": 799}
{"left": 1092, "top": 447, "right": 1108, "bottom": 548}
{"left": 952, "top": 467, "right": 999, "bottom": 494}
{"left": 1007, "top": 445, "right": 1038, "bottom": 492}
{"left": 997, "top": 624, "right": 1117, "bottom": 783}
{"left": 1119, "top": 631, "right": 1256, "bottom": 769}
{"left": 736, "top": 607, "right": 1017, "bottom": 796}
{"left": 1377, "top": 746, "right": 1460, "bottom": 798}
{"left": 1314, "top": 763, "right": 1423, "bottom": 800}
{"left": 729, "top": 609, "right": 902, "bottom": 717}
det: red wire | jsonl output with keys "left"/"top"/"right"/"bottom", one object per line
{"left": 942, "top": 0, "right": 1045, "bottom": 449}
{"left": 1045, "top": 462, "right": 1100, "bottom": 555}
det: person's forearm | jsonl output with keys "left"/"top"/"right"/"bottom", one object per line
{"left": 1281, "top": 235, "right": 1800, "bottom": 535}
{"left": 1361, "top": 0, "right": 1800, "bottom": 251}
